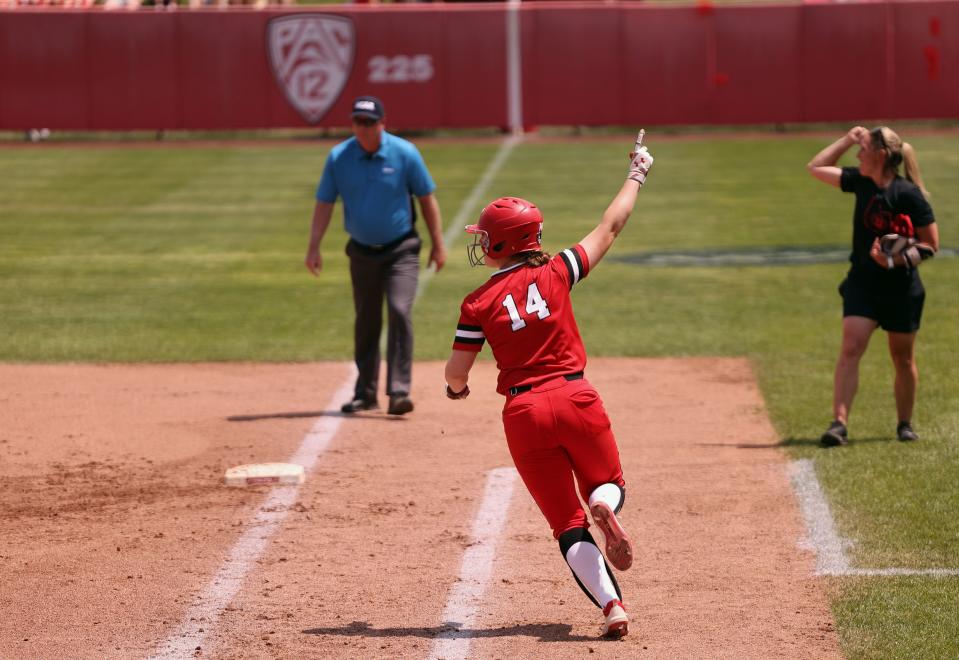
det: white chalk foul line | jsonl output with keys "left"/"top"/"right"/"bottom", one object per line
{"left": 150, "top": 375, "right": 355, "bottom": 660}
{"left": 789, "top": 459, "right": 959, "bottom": 577}
{"left": 428, "top": 467, "right": 519, "bottom": 660}
{"left": 844, "top": 567, "right": 959, "bottom": 577}
{"left": 788, "top": 459, "right": 850, "bottom": 576}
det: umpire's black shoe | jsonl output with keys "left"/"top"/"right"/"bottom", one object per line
{"left": 820, "top": 420, "right": 848, "bottom": 446}
{"left": 341, "top": 398, "right": 378, "bottom": 414}
{"left": 387, "top": 395, "right": 414, "bottom": 416}
{"left": 897, "top": 421, "right": 919, "bottom": 442}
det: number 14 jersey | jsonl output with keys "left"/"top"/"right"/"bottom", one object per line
{"left": 452, "top": 245, "right": 591, "bottom": 396}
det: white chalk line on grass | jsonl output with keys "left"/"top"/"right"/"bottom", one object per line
{"left": 416, "top": 133, "right": 523, "bottom": 301}
{"left": 152, "top": 136, "right": 522, "bottom": 659}
{"left": 789, "top": 459, "right": 959, "bottom": 577}
{"left": 428, "top": 467, "right": 519, "bottom": 660}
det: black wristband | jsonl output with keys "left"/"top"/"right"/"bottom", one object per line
{"left": 446, "top": 383, "right": 470, "bottom": 400}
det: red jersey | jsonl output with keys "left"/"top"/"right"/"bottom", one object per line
{"left": 452, "top": 245, "right": 591, "bottom": 395}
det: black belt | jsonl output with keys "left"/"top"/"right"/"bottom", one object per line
{"left": 350, "top": 229, "right": 417, "bottom": 254}
{"left": 508, "top": 372, "right": 583, "bottom": 397}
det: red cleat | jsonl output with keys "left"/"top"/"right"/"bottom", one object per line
{"left": 590, "top": 500, "right": 633, "bottom": 571}
{"left": 601, "top": 599, "right": 628, "bottom": 639}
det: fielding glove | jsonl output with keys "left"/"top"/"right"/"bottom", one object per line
{"left": 628, "top": 147, "right": 654, "bottom": 186}
{"left": 880, "top": 233, "right": 935, "bottom": 270}
{"left": 903, "top": 242, "right": 935, "bottom": 269}
{"left": 880, "top": 233, "right": 911, "bottom": 256}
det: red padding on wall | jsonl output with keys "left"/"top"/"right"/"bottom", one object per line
{"left": 1, "top": 2, "right": 957, "bottom": 130}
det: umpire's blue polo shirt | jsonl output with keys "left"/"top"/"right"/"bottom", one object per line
{"left": 316, "top": 131, "right": 436, "bottom": 247}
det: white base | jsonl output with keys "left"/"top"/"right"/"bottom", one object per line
{"left": 224, "top": 462, "right": 305, "bottom": 487}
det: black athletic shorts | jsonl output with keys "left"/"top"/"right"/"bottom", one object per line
{"left": 839, "top": 275, "right": 925, "bottom": 333}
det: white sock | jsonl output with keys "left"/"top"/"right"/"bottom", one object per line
{"left": 588, "top": 483, "right": 623, "bottom": 512}
{"left": 564, "top": 541, "right": 619, "bottom": 608}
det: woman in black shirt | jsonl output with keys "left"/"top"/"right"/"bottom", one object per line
{"left": 807, "top": 126, "right": 939, "bottom": 445}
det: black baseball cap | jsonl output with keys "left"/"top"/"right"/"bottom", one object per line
{"left": 351, "top": 96, "right": 385, "bottom": 122}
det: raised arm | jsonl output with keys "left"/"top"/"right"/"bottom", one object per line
{"left": 807, "top": 126, "right": 865, "bottom": 187}
{"left": 579, "top": 132, "right": 653, "bottom": 269}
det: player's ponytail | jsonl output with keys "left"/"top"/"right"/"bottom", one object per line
{"left": 875, "top": 127, "right": 929, "bottom": 198}
{"left": 519, "top": 250, "right": 551, "bottom": 268}
{"left": 901, "top": 142, "right": 929, "bottom": 198}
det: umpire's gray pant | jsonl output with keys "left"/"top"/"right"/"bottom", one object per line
{"left": 346, "top": 233, "right": 421, "bottom": 402}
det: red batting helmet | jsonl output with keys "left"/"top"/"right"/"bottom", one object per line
{"left": 465, "top": 197, "right": 543, "bottom": 267}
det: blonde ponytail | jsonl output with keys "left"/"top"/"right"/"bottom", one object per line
{"left": 901, "top": 142, "right": 929, "bottom": 198}
{"left": 874, "top": 127, "right": 929, "bottom": 198}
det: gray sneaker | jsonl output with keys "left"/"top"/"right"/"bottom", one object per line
{"left": 820, "top": 420, "right": 848, "bottom": 446}
{"left": 896, "top": 421, "right": 919, "bottom": 442}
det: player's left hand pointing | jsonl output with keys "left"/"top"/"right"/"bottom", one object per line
{"left": 627, "top": 147, "right": 654, "bottom": 187}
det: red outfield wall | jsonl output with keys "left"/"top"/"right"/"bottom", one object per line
{"left": 0, "top": 1, "right": 956, "bottom": 130}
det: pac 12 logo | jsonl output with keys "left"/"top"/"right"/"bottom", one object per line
{"left": 266, "top": 15, "right": 355, "bottom": 124}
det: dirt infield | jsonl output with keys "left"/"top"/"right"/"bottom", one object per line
{"left": 0, "top": 359, "right": 840, "bottom": 659}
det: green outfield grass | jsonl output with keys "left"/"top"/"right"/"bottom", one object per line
{"left": 1, "top": 132, "right": 957, "bottom": 658}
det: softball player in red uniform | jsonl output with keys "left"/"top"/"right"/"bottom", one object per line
{"left": 445, "top": 134, "right": 653, "bottom": 638}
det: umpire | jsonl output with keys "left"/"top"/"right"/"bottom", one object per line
{"left": 305, "top": 96, "right": 446, "bottom": 415}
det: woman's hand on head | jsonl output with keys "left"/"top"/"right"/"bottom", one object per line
{"left": 847, "top": 126, "right": 868, "bottom": 143}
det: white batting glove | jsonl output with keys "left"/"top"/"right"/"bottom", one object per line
{"left": 628, "top": 146, "right": 654, "bottom": 186}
